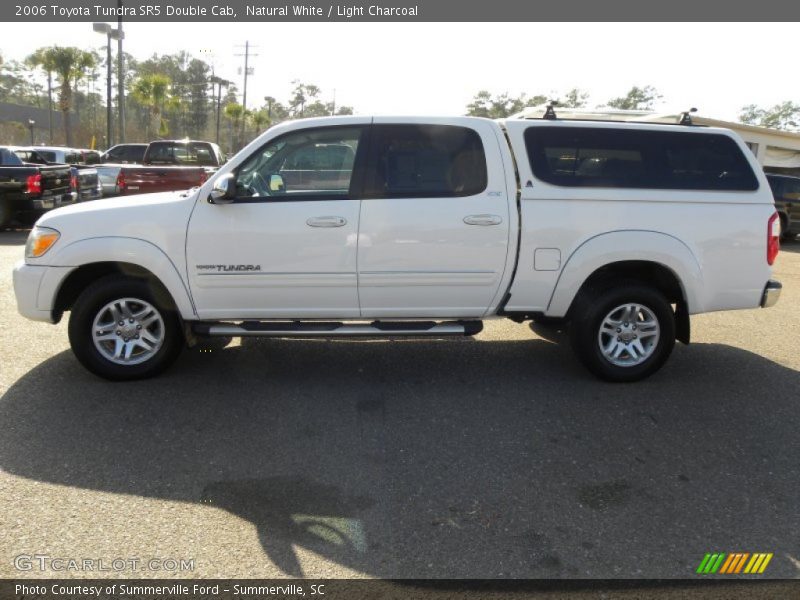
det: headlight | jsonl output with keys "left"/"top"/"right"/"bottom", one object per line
{"left": 25, "top": 226, "right": 60, "bottom": 258}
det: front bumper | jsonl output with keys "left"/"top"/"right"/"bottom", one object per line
{"left": 31, "top": 192, "right": 77, "bottom": 211}
{"left": 79, "top": 187, "right": 103, "bottom": 201}
{"left": 760, "top": 280, "right": 782, "bottom": 308}
{"left": 13, "top": 260, "right": 52, "bottom": 322}
{"left": 12, "top": 261, "right": 73, "bottom": 323}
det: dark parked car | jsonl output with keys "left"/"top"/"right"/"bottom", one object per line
{"left": 0, "top": 147, "right": 75, "bottom": 229}
{"left": 766, "top": 173, "right": 800, "bottom": 240}
{"left": 26, "top": 146, "right": 102, "bottom": 202}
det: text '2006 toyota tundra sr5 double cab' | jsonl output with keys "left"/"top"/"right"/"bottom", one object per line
{"left": 13, "top": 115, "right": 782, "bottom": 382}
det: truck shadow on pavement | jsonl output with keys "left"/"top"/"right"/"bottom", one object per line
{"left": 1, "top": 338, "right": 798, "bottom": 577}
{"left": 779, "top": 235, "right": 800, "bottom": 253}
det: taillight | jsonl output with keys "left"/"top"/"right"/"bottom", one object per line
{"left": 25, "top": 173, "right": 42, "bottom": 194}
{"left": 767, "top": 212, "right": 780, "bottom": 266}
{"left": 70, "top": 174, "right": 78, "bottom": 191}
{"left": 199, "top": 171, "right": 208, "bottom": 185}
{"left": 116, "top": 171, "right": 126, "bottom": 193}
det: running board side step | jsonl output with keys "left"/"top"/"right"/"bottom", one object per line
{"left": 192, "top": 320, "right": 483, "bottom": 338}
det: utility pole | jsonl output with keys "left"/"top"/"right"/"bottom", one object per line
{"left": 216, "top": 82, "right": 223, "bottom": 145}
{"left": 46, "top": 72, "right": 53, "bottom": 143}
{"left": 210, "top": 76, "right": 230, "bottom": 145}
{"left": 117, "top": 0, "right": 125, "bottom": 142}
{"left": 234, "top": 41, "right": 258, "bottom": 148}
{"left": 104, "top": 33, "right": 112, "bottom": 147}
{"left": 93, "top": 22, "right": 121, "bottom": 148}
{"left": 264, "top": 96, "right": 273, "bottom": 120}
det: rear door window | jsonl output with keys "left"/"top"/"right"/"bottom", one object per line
{"left": 364, "top": 124, "right": 488, "bottom": 198}
{"left": 37, "top": 151, "right": 57, "bottom": 163}
{"left": 525, "top": 126, "right": 759, "bottom": 191}
{"left": 123, "top": 146, "right": 146, "bottom": 163}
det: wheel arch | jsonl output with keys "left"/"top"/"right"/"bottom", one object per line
{"left": 48, "top": 237, "right": 196, "bottom": 322}
{"left": 547, "top": 231, "right": 702, "bottom": 343}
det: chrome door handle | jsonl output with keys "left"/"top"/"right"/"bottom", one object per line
{"left": 463, "top": 214, "right": 502, "bottom": 226}
{"left": 306, "top": 216, "right": 347, "bottom": 228}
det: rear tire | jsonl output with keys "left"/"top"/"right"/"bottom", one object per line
{"left": 68, "top": 275, "right": 183, "bottom": 381}
{"left": 779, "top": 214, "right": 790, "bottom": 242}
{"left": 569, "top": 282, "right": 675, "bottom": 382}
{"left": 0, "top": 203, "right": 13, "bottom": 230}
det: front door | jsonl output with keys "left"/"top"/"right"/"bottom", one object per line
{"left": 186, "top": 123, "right": 368, "bottom": 320}
{"left": 357, "top": 120, "right": 511, "bottom": 318}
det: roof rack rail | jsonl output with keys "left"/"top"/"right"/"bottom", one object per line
{"left": 542, "top": 101, "right": 558, "bottom": 120}
{"left": 680, "top": 107, "right": 698, "bottom": 125}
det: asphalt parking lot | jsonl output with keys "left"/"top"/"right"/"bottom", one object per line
{"left": 0, "top": 228, "right": 798, "bottom": 580}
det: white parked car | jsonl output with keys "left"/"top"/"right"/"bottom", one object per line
{"left": 13, "top": 115, "right": 782, "bottom": 382}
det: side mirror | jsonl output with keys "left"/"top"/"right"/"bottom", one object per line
{"left": 269, "top": 173, "right": 285, "bottom": 193}
{"left": 208, "top": 173, "right": 236, "bottom": 204}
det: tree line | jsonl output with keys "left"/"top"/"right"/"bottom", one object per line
{"left": 2, "top": 47, "right": 799, "bottom": 152}
{"left": 465, "top": 85, "right": 800, "bottom": 131}
{"left": 0, "top": 46, "right": 352, "bottom": 152}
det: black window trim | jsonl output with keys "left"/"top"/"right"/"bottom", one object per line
{"left": 524, "top": 125, "right": 760, "bottom": 193}
{"left": 229, "top": 124, "right": 370, "bottom": 204}
{"left": 225, "top": 122, "right": 490, "bottom": 204}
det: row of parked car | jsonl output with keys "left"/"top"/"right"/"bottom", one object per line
{"left": 0, "top": 140, "right": 224, "bottom": 229}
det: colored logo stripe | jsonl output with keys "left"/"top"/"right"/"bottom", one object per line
{"left": 697, "top": 553, "right": 726, "bottom": 574}
{"left": 697, "top": 552, "right": 773, "bottom": 574}
{"left": 721, "top": 553, "right": 749, "bottom": 574}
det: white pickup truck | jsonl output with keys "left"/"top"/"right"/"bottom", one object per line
{"left": 13, "top": 115, "right": 782, "bottom": 382}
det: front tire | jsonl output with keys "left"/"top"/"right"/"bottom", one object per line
{"left": 68, "top": 275, "right": 183, "bottom": 380}
{"left": 569, "top": 283, "right": 675, "bottom": 382}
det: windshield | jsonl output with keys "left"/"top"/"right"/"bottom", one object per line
{"left": 0, "top": 148, "right": 23, "bottom": 166}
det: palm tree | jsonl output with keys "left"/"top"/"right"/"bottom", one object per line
{"left": 249, "top": 109, "right": 271, "bottom": 136}
{"left": 27, "top": 46, "right": 96, "bottom": 146}
{"left": 224, "top": 102, "right": 244, "bottom": 151}
{"left": 26, "top": 48, "right": 56, "bottom": 142}
{"left": 131, "top": 73, "right": 172, "bottom": 139}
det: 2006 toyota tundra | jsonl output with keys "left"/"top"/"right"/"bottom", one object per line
{"left": 13, "top": 115, "right": 782, "bottom": 382}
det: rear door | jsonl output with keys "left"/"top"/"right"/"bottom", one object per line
{"left": 356, "top": 119, "right": 511, "bottom": 318}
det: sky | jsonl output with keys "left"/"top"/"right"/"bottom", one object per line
{"left": 1, "top": 22, "right": 797, "bottom": 121}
